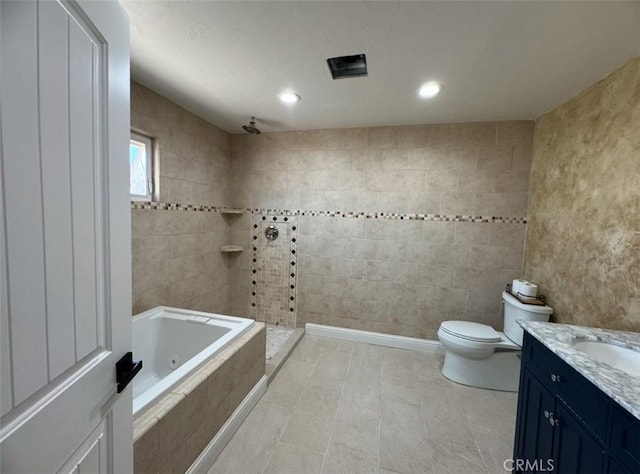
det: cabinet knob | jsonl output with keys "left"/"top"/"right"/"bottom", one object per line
{"left": 550, "top": 373, "right": 561, "bottom": 382}
{"left": 549, "top": 415, "right": 560, "bottom": 427}
{"left": 544, "top": 410, "right": 550, "bottom": 419}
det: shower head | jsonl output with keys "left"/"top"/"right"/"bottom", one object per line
{"left": 242, "top": 117, "right": 261, "bottom": 134}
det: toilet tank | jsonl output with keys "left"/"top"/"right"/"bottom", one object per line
{"left": 502, "top": 291, "right": 553, "bottom": 345}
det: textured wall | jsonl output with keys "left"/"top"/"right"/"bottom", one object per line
{"left": 230, "top": 122, "right": 534, "bottom": 338}
{"left": 131, "top": 82, "right": 232, "bottom": 315}
{"left": 525, "top": 57, "right": 640, "bottom": 331}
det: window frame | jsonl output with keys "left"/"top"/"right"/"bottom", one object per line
{"left": 129, "top": 130, "right": 158, "bottom": 202}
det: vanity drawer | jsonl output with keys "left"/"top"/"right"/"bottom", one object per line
{"left": 522, "top": 333, "right": 610, "bottom": 442}
{"left": 610, "top": 405, "right": 640, "bottom": 473}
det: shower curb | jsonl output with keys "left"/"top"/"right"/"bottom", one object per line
{"left": 305, "top": 323, "right": 445, "bottom": 354}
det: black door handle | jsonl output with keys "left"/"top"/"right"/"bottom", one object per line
{"left": 116, "top": 352, "right": 143, "bottom": 393}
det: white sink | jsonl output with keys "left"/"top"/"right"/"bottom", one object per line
{"left": 573, "top": 341, "right": 640, "bottom": 378}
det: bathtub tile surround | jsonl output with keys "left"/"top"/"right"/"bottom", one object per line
{"left": 209, "top": 335, "right": 517, "bottom": 474}
{"left": 525, "top": 57, "right": 640, "bottom": 332}
{"left": 133, "top": 323, "right": 266, "bottom": 474}
{"left": 229, "top": 121, "right": 534, "bottom": 339}
{"left": 131, "top": 81, "right": 232, "bottom": 315}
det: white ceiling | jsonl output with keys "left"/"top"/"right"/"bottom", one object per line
{"left": 121, "top": 1, "right": 640, "bottom": 134}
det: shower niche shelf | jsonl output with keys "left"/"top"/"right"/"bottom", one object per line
{"left": 220, "top": 245, "right": 243, "bottom": 253}
{"left": 220, "top": 209, "right": 244, "bottom": 215}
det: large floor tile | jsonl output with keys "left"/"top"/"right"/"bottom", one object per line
{"left": 290, "top": 336, "right": 341, "bottom": 364}
{"left": 379, "top": 347, "right": 415, "bottom": 385}
{"left": 208, "top": 401, "right": 291, "bottom": 474}
{"left": 422, "top": 383, "right": 477, "bottom": 448}
{"left": 295, "top": 385, "right": 341, "bottom": 418}
{"left": 411, "top": 351, "right": 444, "bottom": 383}
{"left": 468, "top": 416, "right": 515, "bottom": 473}
{"left": 379, "top": 398, "right": 433, "bottom": 474}
{"left": 380, "top": 376, "right": 425, "bottom": 406}
{"left": 431, "top": 440, "right": 488, "bottom": 474}
{"left": 262, "top": 358, "right": 317, "bottom": 407}
{"left": 263, "top": 442, "right": 324, "bottom": 474}
{"left": 335, "top": 392, "right": 380, "bottom": 425}
{"left": 308, "top": 351, "right": 350, "bottom": 391}
{"left": 279, "top": 406, "right": 335, "bottom": 453}
{"left": 328, "top": 418, "right": 379, "bottom": 459}
{"left": 208, "top": 335, "right": 519, "bottom": 474}
{"left": 350, "top": 342, "right": 385, "bottom": 372}
{"left": 322, "top": 444, "right": 378, "bottom": 474}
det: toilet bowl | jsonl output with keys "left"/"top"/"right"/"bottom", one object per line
{"left": 437, "top": 291, "right": 553, "bottom": 391}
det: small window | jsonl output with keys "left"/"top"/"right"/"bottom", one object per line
{"left": 130, "top": 131, "right": 155, "bottom": 201}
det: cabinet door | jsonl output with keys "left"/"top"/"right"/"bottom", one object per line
{"left": 552, "top": 402, "right": 606, "bottom": 474}
{"left": 514, "top": 369, "right": 556, "bottom": 472}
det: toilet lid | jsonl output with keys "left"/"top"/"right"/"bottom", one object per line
{"left": 440, "top": 321, "right": 502, "bottom": 342}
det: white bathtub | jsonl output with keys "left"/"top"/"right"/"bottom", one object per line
{"left": 132, "top": 306, "right": 254, "bottom": 417}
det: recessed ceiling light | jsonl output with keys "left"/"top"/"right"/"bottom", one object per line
{"left": 278, "top": 91, "right": 301, "bottom": 104}
{"left": 418, "top": 81, "right": 442, "bottom": 99}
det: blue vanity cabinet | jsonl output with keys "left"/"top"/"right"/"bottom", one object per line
{"left": 514, "top": 333, "right": 640, "bottom": 474}
{"left": 514, "top": 368, "right": 606, "bottom": 473}
{"left": 551, "top": 400, "right": 607, "bottom": 473}
{"left": 515, "top": 368, "right": 555, "bottom": 466}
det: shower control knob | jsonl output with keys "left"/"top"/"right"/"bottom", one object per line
{"left": 265, "top": 225, "right": 279, "bottom": 241}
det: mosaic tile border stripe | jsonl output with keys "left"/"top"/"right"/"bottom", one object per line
{"left": 250, "top": 215, "right": 298, "bottom": 327}
{"left": 131, "top": 201, "right": 223, "bottom": 212}
{"left": 131, "top": 202, "right": 527, "bottom": 224}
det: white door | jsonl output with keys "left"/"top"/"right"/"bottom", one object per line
{"left": 0, "top": 0, "right": 132, "bottom": 472}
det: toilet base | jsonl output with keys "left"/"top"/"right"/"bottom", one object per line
{"left": 441, "top": 349, "right": 521, "bottom": 392}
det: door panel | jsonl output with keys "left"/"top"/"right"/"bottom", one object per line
{"left": 59, "top": 420, "right": 108, "bottom": 474}
{"left": 39, "top": 0, "right": 76, "bottom": 380}
{"left": 1, "top": 0, "right": 49, "bottom": 405}
{"left": 68, "top": 9, "right": 101, "bottom": 361}
{"left": 0, "top": 0, "right": 131, "bottom": 471}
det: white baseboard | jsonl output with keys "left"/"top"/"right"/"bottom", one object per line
{"left": 305, "top": 323, "right": 444, "bottom": 354}
{"left": 186, "top": 375, "right": 268, "bottom": 474}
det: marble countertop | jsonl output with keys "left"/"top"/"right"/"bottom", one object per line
{"left": 519, "top": 321, "right": 640, "bottom": 420}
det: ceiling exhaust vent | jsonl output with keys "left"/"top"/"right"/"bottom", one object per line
{"left": 327, "top": 54, "right": 367, "bottom": 80}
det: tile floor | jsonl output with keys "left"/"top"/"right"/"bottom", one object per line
{"left": 208, "top": 335, "right": 517, "bottom": 474}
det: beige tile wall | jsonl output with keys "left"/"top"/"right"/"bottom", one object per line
{"left": 230, "top": 122, "right": 534, "bottom": 338}
{"left": 226, "top": 213, "right": 252, "bottom": 317}
{"left": 132, "top": 208, "right": 230, "bottom": 314}
{"left": 229, "top": 122, "right": 531, "bottom": 215}
{"left": 129, "top": 80, "right": 536, "bottom": 338}
{"left": 131, "top": 82, "right": 230, "bottom": 206}
{"left": 296, "top": 217, "right": 525, "bottom": 338}
{"left": 131, "top": 82, "right": 233, "bottom": 315}
{"left": 525, "top": 57, "right": 640, "bottom": 332}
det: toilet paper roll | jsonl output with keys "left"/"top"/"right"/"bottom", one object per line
{"left": 519, "top": 282, "right": 538, "bottom": 297}
{"left": 512, "top": 279, "right": 527, "bottom": 295}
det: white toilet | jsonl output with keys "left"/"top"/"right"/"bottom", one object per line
{"left": 437, "top": 291, "right": 553, "bottom": 391}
